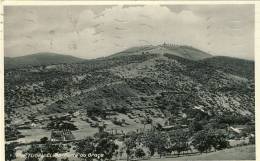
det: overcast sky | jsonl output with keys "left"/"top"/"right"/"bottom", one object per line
{"left": 4, "top": 4, "right": 254, "bottom": 60}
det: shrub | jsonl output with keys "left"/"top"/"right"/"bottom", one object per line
{"left": 135, "top": 148, "right": 145, "bottom": 158}
{"left": 5, "top": 143, "right": 16, "bottom": 161}
{"left": 40, "top": 137, "right": 48, "bottom": 144}
{"left": 249, "top": 135, "right": 255, "bottom": 144}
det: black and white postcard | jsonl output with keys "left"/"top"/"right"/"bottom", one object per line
{"left": 1, "top": 1, "right": 258, "bottom": 161}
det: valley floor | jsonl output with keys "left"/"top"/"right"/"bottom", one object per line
{"left": 149, "top": 145, "right": 255, "bottom": 160}
{"left": 12, "top": 145, "right": 255, "bottom": 161}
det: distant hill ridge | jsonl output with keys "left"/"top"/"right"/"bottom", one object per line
{"left": 4, "top": 44, "right": 253, "bottom": 71}
{"left": 110, "top": 44, "right": 212, "bottom": 61}
{"left": 5, "top": 52, "right": 85, "bottom": 69}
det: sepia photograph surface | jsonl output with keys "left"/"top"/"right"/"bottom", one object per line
{"left": 3, "top": 2, "right": 256, "bottom": 161}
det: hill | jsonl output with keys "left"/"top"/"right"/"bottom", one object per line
{"left": 111, "top": 44, "right": 212, "bottom": 61}
{"left": 4, "top": 52, "right": 84, "bottom": 69}
{"left": 4, "top": 52, "right": 254, "bottom": 120}
{"left": 4, "top": 45, "right": 255, "bottom": 146}
{"left": 200, "top": 56, "right": 254, "bottom": 79}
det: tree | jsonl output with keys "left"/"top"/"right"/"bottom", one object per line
{"left": 189, "top": 120, "right": 203, "bottom": 133}
{"left": 42, "top": 157, "right": 58, "bottom": 161}
{"left": 75, "top": 137, "right": 95, "bottom": 161}
{"left": 61, "top": 158, "right": 69, "bottom": 161}
{"left": 95, "top": 138, "right": 119, "bottom": 161}
{"left": 192, "top": 129, "right": 229, "bottom": 153}
{"left": 40, "top": 137, "right": 49, "bottom": 144}
{"left": 124, "top": 133, "right": 138, "bottom": 161}
{"left": 249, "top": 135, "right": 255, "bottom": 144}
{"left": 135, "top": 148, "right": 145, "bottom": 159}
{"left": 192, "top": 130, "right": 212, "bottom": 153}
{"left": 142, "top": 131, "right": 168, "bottom": 157}
{"left": 24, "top": 144, "right": 41, "bottom": 161}
{"left": 169, "top": 129, "right": 190, "bottom": 156}
{"left": 154, "top": 123, "right": 163, "bottom": 131}
{"left": 28, "top": 115, "right": 36, "bottom": 121}
{"left": 76, "top": 135, "right": 118, "bottom": 161}
{"left": 5, "top": 126, "right": 22, "bottom": 141}
{"left": 41, "top": 142, "right": 66, "bottom": 161}
{"left": 5, "top": 143, "right": 16, "bottom": 161}
{"left": 210, "top": 129, "right": 229, "bottom": 151}
{"left": 87, "top": 101, "right": 107, "bottom": 118}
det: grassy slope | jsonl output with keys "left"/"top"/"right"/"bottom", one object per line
{"left": 13, "top": 145, "right": 255, "bottom": 161}
{"left": 5, "top": 52, "right": 84, "bottom": 69}
{"left": 150, "top": 145, "right": 255, "bottom": 160}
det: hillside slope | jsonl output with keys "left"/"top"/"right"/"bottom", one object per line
{"left": 4, "top": 52, "right": 254, "bottom": 125}
{"left": 200, "top": 56, "right": 254, "bottom": 79}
